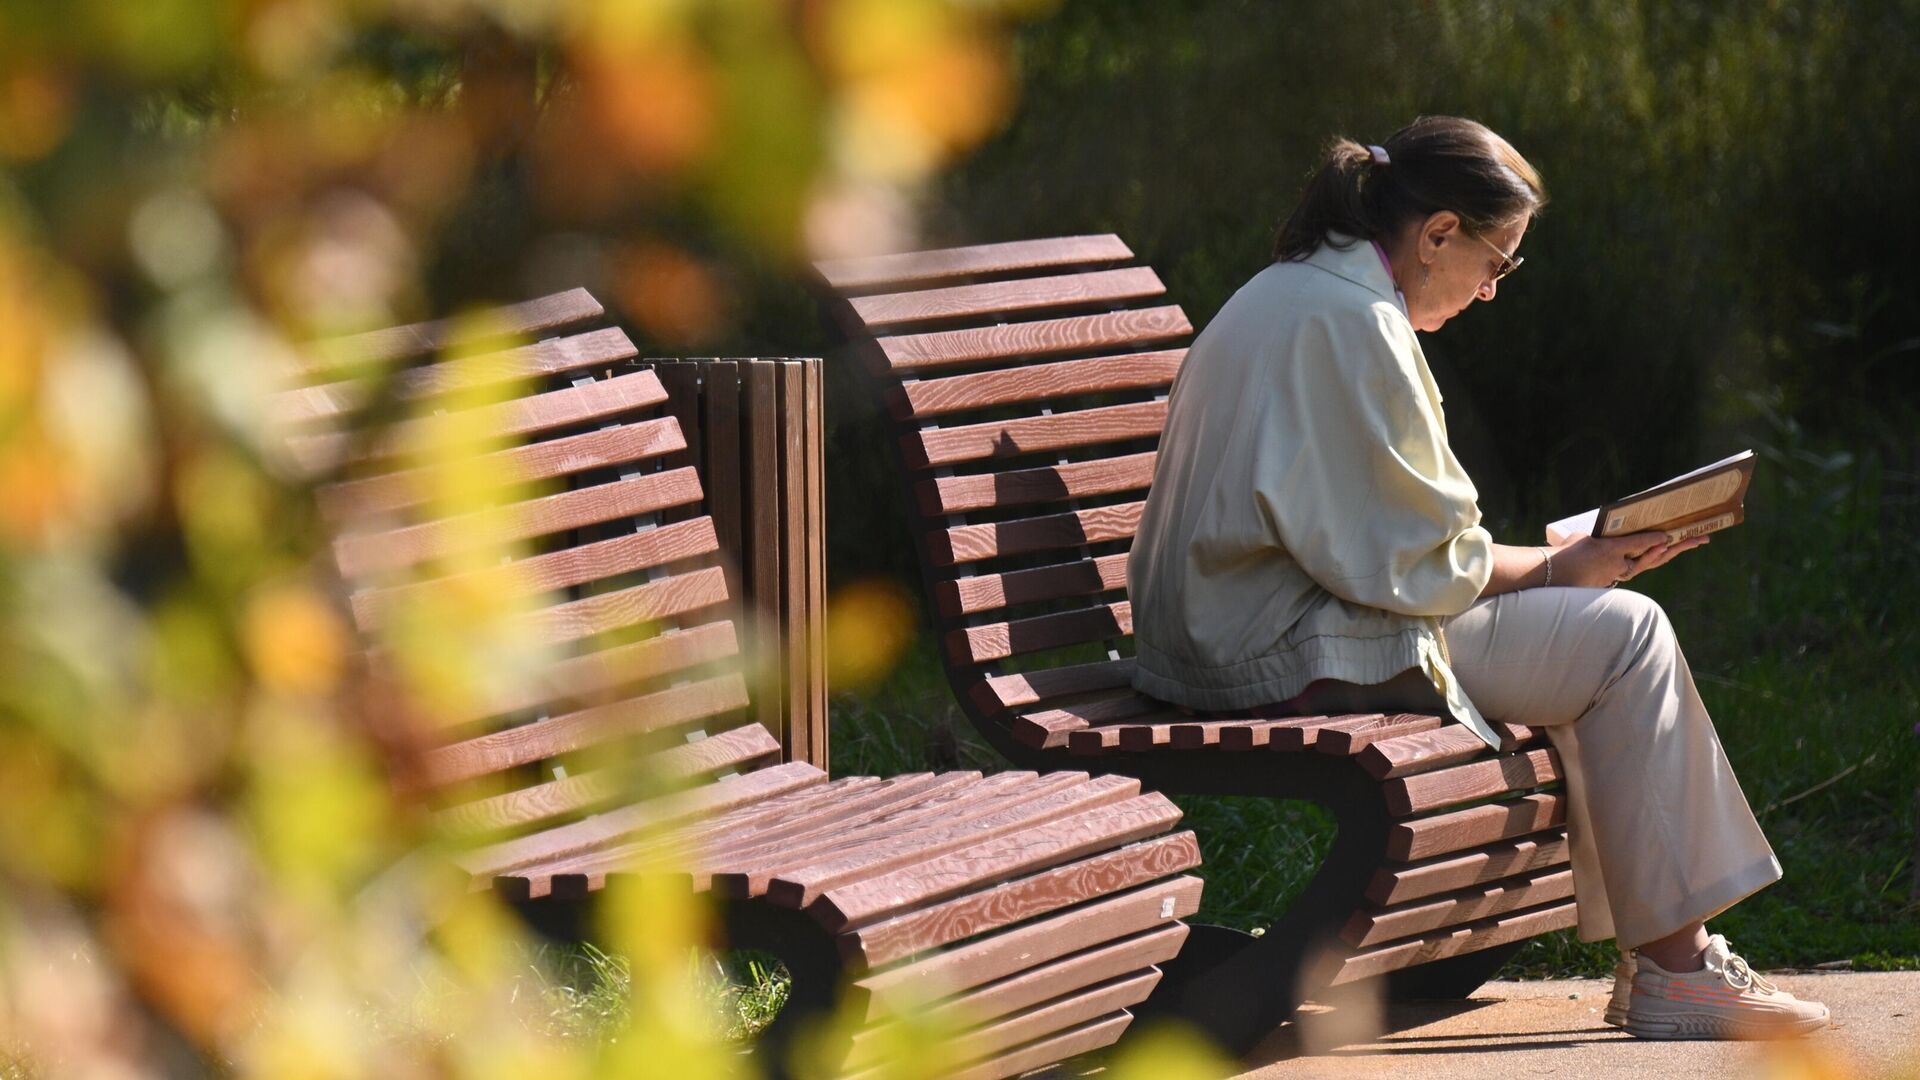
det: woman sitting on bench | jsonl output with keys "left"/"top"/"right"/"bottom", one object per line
{"left": 1127, "top": 114, "right": 1829, "bottom": 1041}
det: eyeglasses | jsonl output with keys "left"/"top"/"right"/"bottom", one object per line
{"left": 1471, "top": 231, "right": 1524, "bottom": 282}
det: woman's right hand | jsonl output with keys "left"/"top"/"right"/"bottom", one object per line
{"left": 1553, "top": 531, "right": 1706, "bottom": 588}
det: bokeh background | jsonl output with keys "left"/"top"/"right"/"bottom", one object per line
{"left": 0, "top": 0, "right": 1914, "bottom": 1075}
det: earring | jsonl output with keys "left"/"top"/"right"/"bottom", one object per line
{"left": 1420, "top": 264, "right": 1431, "bottom": 290}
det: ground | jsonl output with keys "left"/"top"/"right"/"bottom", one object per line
{"left": 1221, "top": 972, "right": 1920, "bottom": 1079}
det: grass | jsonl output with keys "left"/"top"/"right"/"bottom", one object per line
{"left": 512, "top": 942, "right": 793, "bottom": 1047}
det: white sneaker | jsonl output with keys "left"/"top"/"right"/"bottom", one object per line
{"left": 1603, "top": 952, "right": 1633, "bottom": 1027}
{"left": 1624, "top": 935, "right": 1830, "bottom": 1040}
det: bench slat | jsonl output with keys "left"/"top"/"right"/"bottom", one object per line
{"left": 1384, "top": 748, "right": 1563, "bottom": 817}
{"left": 1311, "top": 713, "right": 1448, "bottom": 756}
{"left": 904, "top": 922, "right": 1187, "bottom": 1031}
{"left": 1386, "top": 792, "right": 1568, "bottom": 863}
{"left": 512, "top": 776, "right": 899, "bottom": 896}
{"left": 1331, "top": 900, "right": 1579, "bottom": 986}
{"left": 932, "top": 503, "right": 1142, "bottom": 567}
{"left": 1167, "top": 720, "right": 1261, "bottom": 749}
{"left": 914, "top": 974, "right": 1159, "bottom": 1078}
{"left": 938, "top": 553, "right": 1130, "bottom": 617}
{"left": 1343, "top": 866, "right": 1576, "bottom": 948}
{"left": 918, "top": 452, "right": 1157, "bottom": 517}
{"left": 539, "top": 773, "right": 983, "bottom": 893}
{"left": 816, "top": 235, "right": 1134, "bottom": 292}
{"left": 1068, "top": 718, "right": 1182, "bottom": 754}
{"left": 434, "top": 722, "right": 781, "bottom": 837}
{"left": 707, "top": 773, "right": 1075, "bottom": 899}
{"left": 948, "top": 601, "right": 1132, "bottom": 666}
{"left": 420, "top": 619, "right": 738, "bottom": 730}
{"left": 468, "top": 759, "right": 827, "bottom": 882}
{"left": 279, "top": 327, "right": 639, "bottom": 427}
{"left": 852, "top": 267, "right": 1166, "bottom": 331}
{"left": 983, "top": 658, "right": 1136, "bottom": 714}
{"left": 767, "top": 775, "right": 1142, "bottom": 908}
{"left": 1365, "top": 834, "right": 1573, "bottom": 906}
{"left": 815, "top": 793, "right": 1185, "bottom": 930}
{"left": 352, "top": 516, "right": 719, "bottom": 634}
{"left": 896, "top": 350, "right": 1182, "bottom": 419}
{"left": 318, "top": 416, "right": 685, "bottom": 522}
{"left": 936, "top": 1014, "right": 1136, "bottom": 1080}
{"left": 299, "top": 287, "right": 604, "bottom": 375}
{"left": 287, "top": 368, "right": 669, "bottom": 473}
{"left": 1013, "top": 692, "right": 1164, "bottom": 748}
{"left": 1358, "top": 722, "right": 1539, "bottom": 778}
{"left": 878, "top": 306, "right": 1192, "bottom": 373}
{"left": 848, "top": 875, "right": 1202, "bottom": 1021}
{"left": 909, "top": 401, "right": 1167, "bottom": 469}
{"left": 842, "top": 831, "right": 1202, "bottom": 968}
{"left": 679, "top": 775, "right": 988, "bottom": 886}
{"left": 425, "top": 672, "right": 750, "bottom": 787}
{"left": 333, "top": 466, "right": 703, "bottom": 577}
{"left": 513, "top": 565, "right": 729, "bottom": 648}
{"left": 1244, "top": 713, "right": 1381, "bottom": 752}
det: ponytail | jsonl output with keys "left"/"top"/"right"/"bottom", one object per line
{"left": 1273, "top": 116, "right": 1547, "bottom": 262}
{"left": 1272, "top": 139, "right": 1383, "bottom": 262}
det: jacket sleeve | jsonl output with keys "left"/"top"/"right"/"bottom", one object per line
{"left": 1253, "top": 302, "right": 1493, "bottom": 617}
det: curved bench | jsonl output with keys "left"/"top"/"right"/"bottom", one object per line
{"left": 284, "top": 290, "right": 1205, "bottom": 1078}
{"left": 815, "top": 238, "right": 1579, "bottom": 1052}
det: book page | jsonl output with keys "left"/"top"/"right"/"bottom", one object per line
{"left": 1545, "top": 508, "right": 1598, "bottom": 546}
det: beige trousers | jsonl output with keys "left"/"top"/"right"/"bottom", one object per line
{"left": 1291, "top": 586, "right": 1782, "bottom": 949}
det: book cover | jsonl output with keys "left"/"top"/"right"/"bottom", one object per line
{"left": 1546, "top": 450, "right": 1756, "bottom": 546}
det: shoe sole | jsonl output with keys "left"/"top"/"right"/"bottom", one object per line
{"left": 1623, "top": 1007, "right": 1831, "bottom": 1041}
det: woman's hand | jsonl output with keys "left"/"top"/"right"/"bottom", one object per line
{"left": 1553, "top": 531, "right": 1709, "bottom": 588}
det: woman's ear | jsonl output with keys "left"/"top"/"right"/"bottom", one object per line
{"left": 1422, "top": 211, "right": 1462, "bottom": 259}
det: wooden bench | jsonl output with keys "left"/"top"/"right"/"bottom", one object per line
{"left": 282, "top": 289, "right": 1205, "bottom": 1078}
{"left": 814, "top": 237, "right": 1580, "bottom": 1052}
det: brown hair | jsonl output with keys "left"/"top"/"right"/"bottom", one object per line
{"left": 1272, "top": 116, "right": 1547, "bottom": 262}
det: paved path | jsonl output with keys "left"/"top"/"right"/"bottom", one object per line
{"left": 1231, "top": 972, "right": 1920, "bottom": 1079}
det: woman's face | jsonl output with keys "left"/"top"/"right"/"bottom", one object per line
{"left": 1405, "top": 212, "right": 1529, "bottom": 333}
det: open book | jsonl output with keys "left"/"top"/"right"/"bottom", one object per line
{"left": 1546, "top": 450, "right": 1756, "bottom": 546}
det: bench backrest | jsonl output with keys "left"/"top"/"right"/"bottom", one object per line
{"left": 284, "top": 290, "right": 802, "bottom": 884}
{"left": 817, "top": 238, "right": 1193, "bottom": 754}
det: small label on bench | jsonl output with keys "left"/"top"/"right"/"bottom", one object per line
{"left": 1160, "top": 897, "right": 1176, "bottom": 919}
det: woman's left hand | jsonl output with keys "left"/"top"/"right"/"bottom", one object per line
{"left": 1615, "top": 532, "right": 1710, "bottom": 583}
{"left": 1557, "top": 530, "right": 1709, "bottom": 587}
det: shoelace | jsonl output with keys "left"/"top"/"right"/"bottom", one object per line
{"left": 1719, "top": 951, "right": 1780, "bottom": 994}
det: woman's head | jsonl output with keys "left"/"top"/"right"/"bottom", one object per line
{"left": 1273, "top": 116, "right": 1546, "bottom": 332}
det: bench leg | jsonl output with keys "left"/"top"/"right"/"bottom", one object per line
{"left": 1126, "top": 779, "right": 1389, "bottom": 1055}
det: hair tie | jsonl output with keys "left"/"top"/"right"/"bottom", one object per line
{"left": 1367, "top": 144, "right": 1391, "bottom": 167}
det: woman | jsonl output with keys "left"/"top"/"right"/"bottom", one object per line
{"left": 1128, "top": 115, "right": 1828, "bottom": 1040}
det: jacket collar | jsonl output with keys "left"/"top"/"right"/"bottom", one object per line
{"left": 1302, "top": 233, "right": 1404, "bottom": 312}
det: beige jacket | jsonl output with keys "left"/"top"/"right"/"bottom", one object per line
{"left": 1129, "top": 237, "right": 1501, "bottom": 747}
